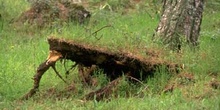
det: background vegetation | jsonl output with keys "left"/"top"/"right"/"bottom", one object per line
{"left": 0, "top": 0, "right": 220, "bottom": 109}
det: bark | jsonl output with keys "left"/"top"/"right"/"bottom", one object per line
{"left": 184, "top": 0, "right": 204, "bottom": 46}
{"left": 154, "top": 0, "right": 204, "bottom": 50}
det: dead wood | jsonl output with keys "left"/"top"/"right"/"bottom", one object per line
{"left": 51, "top": 63, "right": 68, "bottom": 84}
{"left": 78, "top": 64, "right": 97, "bottom": 86}
{"left": 47, "top": 37, "right": 180, "bottom": 100}
{"left": 21, "top": 61, "right": 51, "bottom": 100}
{"left": 83, "top": 77, "right": 122, "bottom": 101}
{"left": 22, "top": 37, "right": 181, "bottom": 100}
{"left": 21, "top": 50, "right": 63, "bottom": 100}
{"left": 48, "top": 37, "right": 179, "bottom": 80}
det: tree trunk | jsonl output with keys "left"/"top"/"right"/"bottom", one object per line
{"left": 154, "top": 0, "right": 204, "bottom": 50}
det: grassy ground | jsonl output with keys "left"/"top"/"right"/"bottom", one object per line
{"left": 0, "top": 0, "right": 220, "bottom": 110}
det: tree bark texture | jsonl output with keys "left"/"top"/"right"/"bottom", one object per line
{"left": 184, "top": 0, "right": 204, "bottom": 46}
{"left": 154, "top": 0, "right": 204, "bottom": 50}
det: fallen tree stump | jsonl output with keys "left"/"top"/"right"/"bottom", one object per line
{"left": 22, "top": 37, "right": 180, "bottom": 100}
{"left": 48, "top": 37, "right": 179, "bottom": 79}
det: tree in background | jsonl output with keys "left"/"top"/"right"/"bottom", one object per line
{"left": 153, "top": 0, "right": 204, "bottom": 51}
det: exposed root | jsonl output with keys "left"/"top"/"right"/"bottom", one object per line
{"left": 21, "top": 61, "right": 52, "bottom": 100}
{"left": 21, "top": 51, "right": 63, "bottom": 100}
{"left": 48, "top": 37, "right": 180, "bottom": 80}
{"left": 22, "top": 37, "right": 181, "bottom": 100}
{"left": 83, "top": 77, "right": 122, "bottom": 101}
{"left": 51, "top": 63, "right": 68, "bottom": 84}
{"left": 78, "top": 64, "right": 97, "bottom": 86}
{"left": 65, "top": 62, "right": 78, "bottom": 78}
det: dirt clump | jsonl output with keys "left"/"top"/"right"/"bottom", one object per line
{"left": 17, "top": 0, "right": 90, "bottom": 27}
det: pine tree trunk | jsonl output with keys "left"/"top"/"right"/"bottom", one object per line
{"left": 184, "top": 0, "right": 204, "bottom": 46}
{"left": 154, "top": 0, "right": 204, "bottom": 50}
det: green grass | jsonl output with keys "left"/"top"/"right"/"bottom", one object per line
{"left": 1, "top": 0, "right": 220, "bottom": 110}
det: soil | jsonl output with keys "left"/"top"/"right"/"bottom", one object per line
{"left": 16, "top": 0, "right": 90, "bottom": 27}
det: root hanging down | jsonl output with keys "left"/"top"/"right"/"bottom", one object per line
{"left": 83, "top": 77, "right": 122, "bottom": 101}
{"left": 51, "top": 63, "right": 68, "bottom": 84}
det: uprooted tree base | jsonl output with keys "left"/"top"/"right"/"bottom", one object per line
{"left": 22, "top": 37, "right": 180, "bottom": 100}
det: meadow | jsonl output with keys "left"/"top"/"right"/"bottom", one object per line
{"left": 0, "top": 0, "right": 220, "bottom": 109}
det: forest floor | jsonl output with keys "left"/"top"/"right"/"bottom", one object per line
{"left": 0, "top": 0, "right": 220, "bottom": 109}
